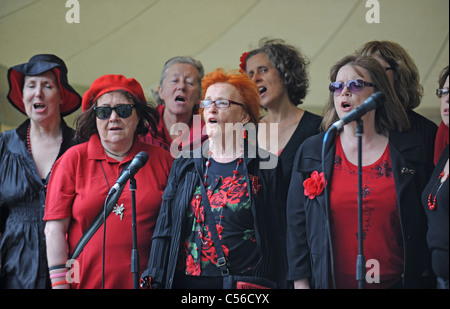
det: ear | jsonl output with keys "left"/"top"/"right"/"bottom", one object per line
{"left": 158, "top": 85, "right": 165, "bottom": 101}
{"left": 241, "top": 111, "right": 251, "bottom": 124}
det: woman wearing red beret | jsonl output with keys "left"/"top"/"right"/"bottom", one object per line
{"left": 43, "top": 75, "right": 173, "bottom": 289}
{"left": 0, "top": 54, "right": 81, "bottom": 289}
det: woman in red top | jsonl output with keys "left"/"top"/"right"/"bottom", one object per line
{"left": 44, "top": 75, "right": 173, "bottom": 289}
{"left": 287, "top": 55, "right": 429, "bottom": 289}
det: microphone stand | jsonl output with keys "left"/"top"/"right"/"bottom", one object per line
{"left": 356, "top": 118, "right": 365, "bottom": 289}
{"left": 129, "top": 176, "right": 140, "bottom": 289}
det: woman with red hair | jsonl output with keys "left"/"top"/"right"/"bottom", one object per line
{"left": 141, "top": 68, "right": 287, "bottom": 289}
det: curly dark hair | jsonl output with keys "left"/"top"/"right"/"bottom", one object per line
{"left": 75, "top": 90, "right": 159, "bottom": 143}
{"left": 245, "top": 38, "right": 310, "bottom": 106}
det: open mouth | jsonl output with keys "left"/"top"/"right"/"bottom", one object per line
{"left": 259, "top": 86, "right": 267, "bottom": 95}
{"left": 208, "top": 118, "right": 218, "bottom": 124}
{"left": 175, "top": 96, "right": 186, "bottom": 103}
{"left": 33, "top": 103, "right": 46, "bottom": 110}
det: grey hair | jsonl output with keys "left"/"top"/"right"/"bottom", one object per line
{"left": 154, "top": 56, "right": 204, "bottom": 105}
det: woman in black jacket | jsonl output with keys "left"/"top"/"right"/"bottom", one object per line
{"left": 0, "top": 54, "right": 81, "bottom": 288}
{"left": 141, "top": 68, "right": 287, "bottom": 289}
{"left": 286, "top": 55, "right": 429, "bottom": 289}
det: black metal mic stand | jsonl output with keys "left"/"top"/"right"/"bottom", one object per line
{"left": 356, "top": 118, "right": 365, "bottom": 289}
{"left": 129, "top": 176, "right": 140, "bottom": 289}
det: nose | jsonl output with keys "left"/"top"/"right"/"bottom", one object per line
{"left": 251, "top": 72, "right": 261, "bottom": 83}
{"left": 340, "top": 85, "right": 351, "bottom": 96}
{"left": 34, "top": 84, "right": 44, "bottom": 98}
{"left": 177, "top": 81, "right": 186, "bottom": 91}
{"left": 109, "top": 109, "right": 120, "bottom": 121}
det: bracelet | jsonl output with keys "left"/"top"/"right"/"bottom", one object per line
{"left": 50, "top": 272, "right": 67, "bottom": 279}
{"left": 49, "top": 264, "right": 68, "bottom": 272}
{"left": 51, "top": 280, "right": 68, "bottom": 288}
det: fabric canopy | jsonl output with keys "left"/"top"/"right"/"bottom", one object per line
{"left": 1, "top": 0, "right": 448, "bottom": 131}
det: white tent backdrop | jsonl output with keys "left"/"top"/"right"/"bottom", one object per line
{"left": 1, "top": 0, "right": 448, "bottom": 131}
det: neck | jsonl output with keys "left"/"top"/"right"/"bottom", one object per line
{"left": 163, "top": 109, "right": 193, "bottom": 135}
{"left": 208, "top": 136, "right": 244, "bottom": 163}
{"left": 263, "top": 98, "right": 303, "bottom": 124}
{"left": 29, "top": 118, "right": 62, "bottom": 140}
{"left": 102, "top": 139, "right": 134, "bottom": 160}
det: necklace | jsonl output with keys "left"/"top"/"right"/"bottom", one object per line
{"left": 427, "top": 171, "right": 449, "bottom": 210}
{"left": 103, "top": 145, "right": 132, "bottom": 157}
{"left": 195, "top": 156, "right": 242, "bottom": 245}
{"left": 27, "top": 123, "right": 63, "bottom": 188}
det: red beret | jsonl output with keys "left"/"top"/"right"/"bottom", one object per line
{"left": 82, "top": 74, "right": 146, "bottom": 112}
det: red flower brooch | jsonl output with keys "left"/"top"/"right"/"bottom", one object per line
{"left": 303, "top": 171, "right": 326, "bottom": 199}
{"left": 239, "top": 52, "right": 249, "bottom": 72}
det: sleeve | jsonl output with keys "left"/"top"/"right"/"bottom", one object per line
{"left": 140, "top": 157, "right": 180, "bottom": 287}
{"left": 286, "top": 146, "right": 311, "bottom": 281}
{"left": 44, "top": 149, "right": 78, "bottom": 220}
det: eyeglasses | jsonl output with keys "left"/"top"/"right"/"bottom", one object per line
{"left": 200, "top": 99, "right": 244, "bottom": 109}
{"left": 94, "top": 104, "right": 135, "bottom": 120}
{"left": 329, "top": 79, "right": 377, "bottom": 96}
{"left": 436, "top": 89, "right": 449, "bottom": 98}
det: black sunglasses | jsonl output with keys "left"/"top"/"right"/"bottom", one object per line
{"left": 94, "top": 104, "right": 135, "bottom": 120}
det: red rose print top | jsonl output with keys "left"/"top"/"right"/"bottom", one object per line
{"left": 329, "top": 135, "right": 404, "bottom": 289}
{"left": 178, "top": 158, "right": 258, "bottom": 277}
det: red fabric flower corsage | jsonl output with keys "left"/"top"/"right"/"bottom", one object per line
{"left": 239, "top": 52, "right": 249, "bottom": 73}
{"left": 303, "top": 171, "right": 326, "bottom": 199}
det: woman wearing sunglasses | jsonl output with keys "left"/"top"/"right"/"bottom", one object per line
{"left": 43, "top": 75, "right": 173, "bottom": 288}
{"left": 0, "top": 54, "right": 81, "bottom": 289}
{"left": 286, "top": 55, "right": 429, "bottom": 289}
{"left": 140, "top": 69, "right": 287, "bottom": 289}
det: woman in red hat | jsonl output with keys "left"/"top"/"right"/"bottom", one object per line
{"left": 0, "top": 54, "right": 81, "bottom": 289}
{"left": 43, "top": 74, "right": 173, "bottom": 289}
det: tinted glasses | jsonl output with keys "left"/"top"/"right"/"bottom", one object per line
{"left": 200, "top": 99, "right": 244, "bottom": 109}
{"left": 329, "top": 79, "right": 376, "bottom": 96}
{"left": 94, "top": 104, "right": 135, "bottom": 120}
{"left": 436, "top": 88, "right": 449, "bottom": 98}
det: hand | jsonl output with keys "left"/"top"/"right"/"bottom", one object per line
{"left": 294, "top": 278, "right": 310, "bottom": 289}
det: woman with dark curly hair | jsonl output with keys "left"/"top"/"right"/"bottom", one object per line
{"left": 241, "top": 38, "right": 322, "bottom": 184}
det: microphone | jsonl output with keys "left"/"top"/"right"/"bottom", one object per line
{"left": 329, "top": 91, "right": 386, "bottom": 131}
{"left": 108, "top": 151, "right": 149, "bottom": 195}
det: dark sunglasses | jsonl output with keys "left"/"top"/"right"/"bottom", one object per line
{"left": 329, "top": 79, "right": 376, "bottom": 96}
{"left": 94, "top": 104, "right": 135, "bottom": 120}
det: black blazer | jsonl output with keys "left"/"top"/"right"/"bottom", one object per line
{"left": 286, "top": 130, "right": 429, "bottom": 288}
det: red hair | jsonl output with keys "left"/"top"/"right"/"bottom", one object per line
{"left": 201, "top": 68, "right": 261, "bottom": 125}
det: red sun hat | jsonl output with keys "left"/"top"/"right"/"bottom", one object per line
{"left": 82, "top": 74, "right": 147, "bottom": 112}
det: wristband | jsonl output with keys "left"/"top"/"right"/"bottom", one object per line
{"left": 51, "top": 280, "right": 68, "bottom": 288}
{"left": 50, "top": 272, "right": 67, "bottom": 279}
{"left": 49, "top": 264, "right": 68, "bottom": 271}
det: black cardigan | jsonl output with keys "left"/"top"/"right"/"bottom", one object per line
{"left": 286, "top": 130, "right": 429, "bottom": 288}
